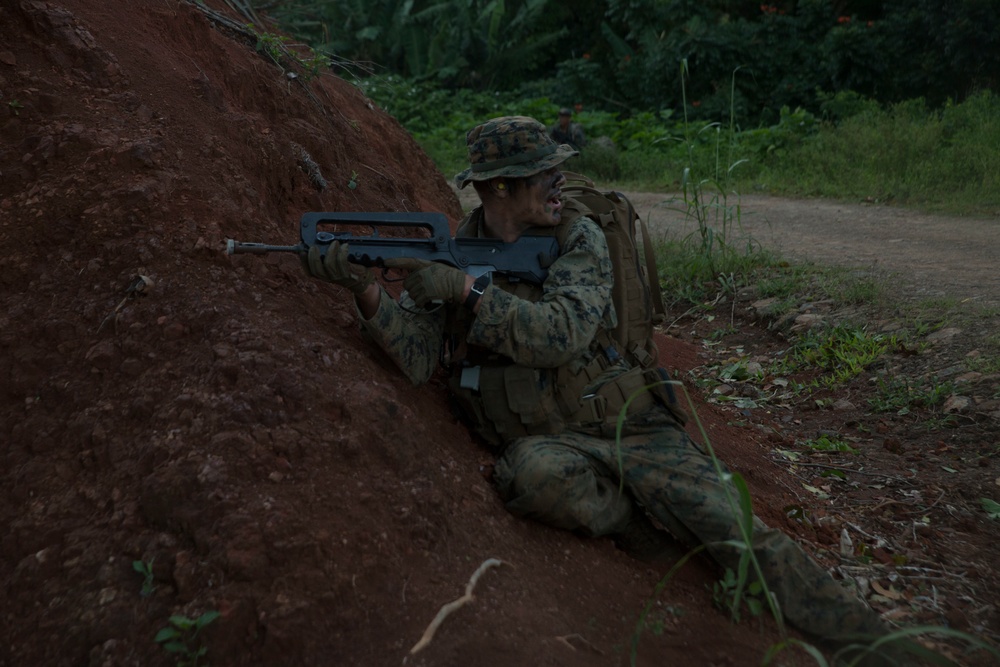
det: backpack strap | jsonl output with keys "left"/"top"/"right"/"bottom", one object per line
{"left": 633, "top": 198, "right": 666, "bottom": 323}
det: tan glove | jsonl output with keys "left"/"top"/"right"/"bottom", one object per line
{"left": 384, "top": 258, "right": 466, "bottom": 308}
{"left": 304, "top": 241, "right": 374, "bottom": 296}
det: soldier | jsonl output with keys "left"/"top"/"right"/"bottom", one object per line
{"left": 549, "top": 107, "right": 587, "bottom": 149}
{"left": 303, "top": 116, "right": 898, "bottom": 665}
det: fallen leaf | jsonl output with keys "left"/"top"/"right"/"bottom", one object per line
{"left": 941, "top": 466, "right": 958, "bottom": 473}
{"left": 981, "top": 498, "right": 1000, "bottom": 520}
{"left": 882, "top": 607, "right": 914, "bottom": 621}
{"left": 871, "top": 580, "right": 903, "bottom": 600}
{"left": 803, "top": 483, "right": 830, "bottom": 499}
{"left": 839, "top": 528, "right": 853, "bottom": 557}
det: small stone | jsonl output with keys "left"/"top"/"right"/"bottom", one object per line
{"left": 751, "top": 297, "right": 781, "bottom": 317}
{"left": 162, "top": 321, "right": 186, "bottom": 339}
{"left": 790, "top": 313, "right": 823, "bottom": 331}
{"left": 85, "top": 340, "right": 118, "bottom": 370}
{"left": 120, "top": 358, "right": 143, "bottom": 376}
{"left": 926, "top": 327, "right": 961, "bottom": 344}
{"left": 942, "top": 395, "right": 971, "bottom": 414}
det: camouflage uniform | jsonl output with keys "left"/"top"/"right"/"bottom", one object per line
{"left": 356, "top": 116, "right": 887, "bottom": 648}
{"left": 549, "top": 120, "right": 586, "bottom": 150}
{"left": 549, "top": 107, "right": 586, "bottom": 150}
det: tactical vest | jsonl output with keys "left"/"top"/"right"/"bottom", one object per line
{"left": 445, "top": 191, "right": 683, "bottom": 449}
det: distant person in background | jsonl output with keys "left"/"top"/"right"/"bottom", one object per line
{"left": 549, "top": 107, "right": 586, "bottom": 150}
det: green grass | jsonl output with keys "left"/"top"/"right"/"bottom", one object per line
{"left": 652, "top": 183, "right": 781, "bottom": 307}
{"left": 869, "top": 375, "right": 956, "bottom": 416}
{"left": 745, "top": 93, "right": 1000, "bottom": 215}
{"left": 799, "top": 435, "right": 859, "bottom": 454}
{"left": 774, "top": 324, "right": 898, "bottom": 388}
{"left": 365, "top": 77, "right": 1000, "bottom": 217}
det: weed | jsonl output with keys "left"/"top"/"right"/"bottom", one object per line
{"left": 779, "top": 324, "right": 896, "bottom": 386}
{"left": 641, "top": 604, "right": 686, "bottom": 636}
{"left": 245, "top": 23, "right": 332, "bottom": 82}
{"left": 920, "top": 415, "right": 960, "bottom": 431}
{"left": 717, "top": 359, "right": 761, "bottom": 382}
{"left": 250, "top": 25, "right": 289, "bottom": 67}
{"left": 965, "top": 329, "right": 1000, "bottom": 374}
{"left": 799, "top": 435, "right": 858, "bottom": 454}
{"left": 154, "top": 610, "right": 220, "bottom": 667}
{"left": 7, "top": 99, "right": 23, "bottom": 116}
{"left": 968, "top": 354, "right": 1000, "bottom": 375}
{"left": 755, "top": 265, "right": 814, "bottom": 302}
{"left": 132, "top": 559, "right": 156, "bottom": 598}
{"left": 712, "top": 567, "right": 766, "bottom": 621}
{"left": 707, "top": 325, "right": 739, "bottom": 342}
{"left": 868, "top": 375, "right": 954, "bottom": 415}
{"left": 654, "top": 64, "right": 779, "bottom": 307}
{"left": 629, "top": 544, "right": 707, "bottom": 664}
{"left": 818, "top": 266, "right": 890, "bottom": 308}
{"left": 298, "top": 51, "right": 332, "bottom": 80}
{"left": 983, "top": 498, "right": 1000, "bottom": 520}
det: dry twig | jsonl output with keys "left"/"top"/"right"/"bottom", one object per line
{"left": 767, "top": 456, "right": 914, "bottom": 481}
{"left": 554, "top": 633, "right": 604, "bottom": 655}
{"left": 408, "top": 558, "right": 503, "bottom": 656}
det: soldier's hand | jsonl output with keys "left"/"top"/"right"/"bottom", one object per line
{"left": 384, "top": 258, "right": 467, "bottom": 307}
{"left": 304, "top": 241, "right": 374, "bottom": 296}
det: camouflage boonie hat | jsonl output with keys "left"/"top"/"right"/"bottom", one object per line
{"left": 454, "top": 116, "right": 578, "bottom": 189}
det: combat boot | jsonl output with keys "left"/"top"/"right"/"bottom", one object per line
{"left": 613, "top": 511, "right": 687, "bottom": 564}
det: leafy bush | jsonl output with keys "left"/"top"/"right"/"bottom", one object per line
{"left": 264, "top": 0, "right": 998, "bottom": 130}
{"left": 361, "top": 73, "right": 999, "bottom": 214}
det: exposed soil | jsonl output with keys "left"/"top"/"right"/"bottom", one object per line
{"left": 632, "top": 193, "right": 1000, "bottom": 310}
{"left": 1, "top": 2, "right": 998, "bottom": 667}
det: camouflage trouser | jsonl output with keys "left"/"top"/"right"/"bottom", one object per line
{"left": 492, "top": 407, "right": 884, "bottom": 641}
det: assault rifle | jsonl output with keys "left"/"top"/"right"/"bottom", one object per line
{"left": 227, "top": 212, "right": 559, "bottom": 284}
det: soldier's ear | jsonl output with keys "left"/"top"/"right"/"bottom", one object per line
{"left": 491, "top": 179, "right": 508, "bottom": 196}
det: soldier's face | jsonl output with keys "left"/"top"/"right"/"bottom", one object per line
{"left": 507, "top": 168, "right": 566, "bottom": 227}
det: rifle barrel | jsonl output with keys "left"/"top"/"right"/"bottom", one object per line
{"left": 226, "top": 240, "right": 303, "bottom": 255}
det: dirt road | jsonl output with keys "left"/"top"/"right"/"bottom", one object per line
{"left": 630, "top": 192, "right": 1000, "bottom": 309}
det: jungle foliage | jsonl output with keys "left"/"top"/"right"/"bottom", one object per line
{"left": 259, "top": 0, "right": 998, "bottom": 126}
{"left": 253, "top": 0, "right": 1000, "bottom": 214}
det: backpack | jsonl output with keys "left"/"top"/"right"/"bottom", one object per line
{"left": 558, "top": 172, "right": 665, "bottom": 370}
